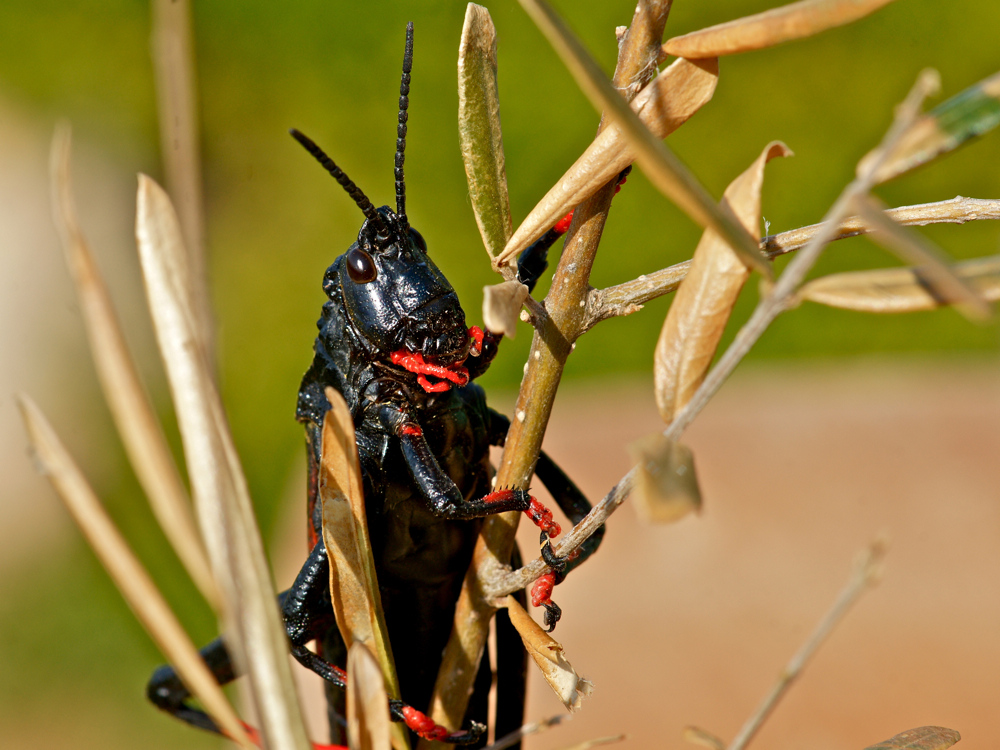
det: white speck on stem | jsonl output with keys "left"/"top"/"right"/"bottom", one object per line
{"left": 516, "top": 410, "right": 526, "bottom": 422}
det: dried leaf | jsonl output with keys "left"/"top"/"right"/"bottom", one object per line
{"left": 347, "top": 643, "right": 392, "bottom": 750}
{"left": 16, "top": 396, "right": 252, "bottom": 748}
{"left": 500, "top": 56, "right": 718, "bottom": 265}
{"left": 655, "top": 142, "right": 791, "bottom": 423}
{"left": 459, "top": 4, "right": 514, "bottom": 267}
{"left": 663, "top": 0, "right": 896, "bottom": 59}
{"left": 486, "top": 715, "right": 567, "bottom": 750}
{"left": 483, "top": 280, "right": 529, "bottom": 337}
{"left": 628, "top": 434, "right": 701, "bottom": 524}
{"left": 49, "top": 126, "right": 218, "bottom": 608}
{"left": 151, "top": 0, "right": 213, "bottom": 356}
{"left": 864, "top": 727, "right": 961, "bottom": 750}
{"left": 320, "top": 388, "right": 402, "bottom": 697}
{"left": 853, "top": 194, "right": 991, "bottom": 320}
{"left": 556, "top": 736, "right": 626, "bottom": 750}
{"left": 515, "top": 0, "right": 768, "bottom": 276}
{"left": 682, "top": 726, "right": 726, "bottom": 750}
{"left": 868, "top": 71, "right": 1000, "bottom": 184}
{"left": 136, "top": 175, "right": 310, "bottom": 750}
{"left": 504, "top": 595, "right": 593, "bottom": 712}
{"left": 800, "top": 254, "right": 1000, "bottom": 312}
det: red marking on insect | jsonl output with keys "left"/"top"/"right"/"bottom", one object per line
{"left": 526, "top": 497, "right": 561, "bottom": 537}
{"left": 551, "top": 173, "right": 628, "bottom": 237}
{"left": 401, "top": 706, "right": 452, "bottom": 742}
{"left": 530, "top": 571, "right": 557, "bottom": 608}
{"left": 390, "top": 349, "right": 470, "bottom": 393}
{"left": 400, "top": 423, "right": 423, "bottom": 437}
{"left": 468, "top": 325, "right": 485, "bottom": 357}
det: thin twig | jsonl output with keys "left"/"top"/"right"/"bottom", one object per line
{"left": 586, "top": 196, "right": 1000, "bottom": 328}
{"left": 726, "top": 538, "right": 888, "bottom": 750}
{"left": 486, "top": 69, "right": 940, "bottom": 598}
{"left": 486, "top": 715, "right": 568, "bottom": 750}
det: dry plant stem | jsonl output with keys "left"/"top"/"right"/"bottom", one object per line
{"left": 151, "top": 0, "right": 214, "bottom": 362}
{"left": 726, "top": 539, "right": 887, "bottom": 750}
{"left": 421, "top": 3, "right": 675, "bottom": 743}
{"left": 16, "top": 396, "right": 253, "bottom": 748}
{"left": 587, "top": 196, "right": 1000, "bottom": 327}
{"left": 488, "top": 69, "right": 940, "bottom": 598}
{"left": 49, "top": 127, "right": 219, "bottom": 607}
{"left": 486, "top": 715, "right": 567, "bottom": 750}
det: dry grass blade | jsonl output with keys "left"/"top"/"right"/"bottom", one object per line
{"left": 459, "top": 3, "right": 514, "bottom": 269}
{"left": 16, "top": 395, "right": 252, "bottom": 748}
{"left": 320, "top": 388, "right": 405, "bottom": 735}
{"left": 867, "top": 71, "right": 1000, "bottom": 184}
{"left": 347, "top": 643, "right": 393, "bottom": 750}
{"left": 49, "top": 125, "right": 218, "bottom": 608}
{"left": 516, "top": 0, "right": 769, "bottom": 276}
{"left": 864, "top": 727, "right": 961, "bottom": 750}
{"left": 654, "top": 142, "right": 790, "bottom": 423}
{"left": 662, "top": 0, "right": 896, "bottom": 59}
{"left": 627, "top": 434, "right": 701, "bottom": 524}
{"left": 504, "top": 596, "right": 593, "bottom": 712}
{"left": 499, "top": 55, "right": 719, "bottom": 265}
{"left": 852, "top": 194, "right": 991, "bottom": 320}
{"left": 151, "top": 0, "right": 213, "bottom": 359}
{"left": 799, "top": 254, "right": 1000, "bottom": 312}
{"left": 726, "top": 538, "right": 888, "bottom": 750}
{"left": 136, "top": 175, "right": 310, "bottom": 750}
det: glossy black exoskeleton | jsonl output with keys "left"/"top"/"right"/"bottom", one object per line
{"left": 147, "top": 22, "right": 603, "bottom": 748}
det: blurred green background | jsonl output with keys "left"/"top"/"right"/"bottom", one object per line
{"left": 0, "top": 1, "right": 998, "bottom": 748}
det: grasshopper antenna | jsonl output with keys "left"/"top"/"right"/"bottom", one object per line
{"left": 395, "top": 22, "right": 414, "bottom": 231}
{"left": 289, "top": 127, "right": 390, "bottom": 238}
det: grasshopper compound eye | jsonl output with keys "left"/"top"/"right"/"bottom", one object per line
{"left": 346, "top": 247, "right": 377, "bottom": 283}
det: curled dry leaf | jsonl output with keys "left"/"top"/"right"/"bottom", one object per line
{"left": 16, "top": 396, "right": 252, "bottom": 748}
{"left": 49, "top": 127, "right": 217, "bottom": 607}
{"left": 136, "top": 175, "right": 310, "bottom": 750}
{"left": 654, "top": 142, "right": 791, "bottom": 423}
{"left": 863, "top": 726, "right": 961, "bottom": 750}
{"left": 799, "top": 254, "right": 1000, "bottom": 313}
{"left": 483, "top": 280, "right": 529, "bottom": 337}
{"left": 663, "top": 0, "right": 896, "bottom": 59}
{"left": 627, "top": 434, "right": 701, "bottom": 524}
{"left": 347, "top": 643, "right": 392, "bottom": 750}
{"left": 504, "top": 595, "right": 593, "bottom": 712}
{"left": 866, "top": 71, "right": 1000, "bottom": 184}
{"left": 852, "top": 194, "right": 991, "bottom": 321}
{"left": 458, "top": 3, "right": 514, "bottom": 268}
{"left": 499, "top": 56, "right": 718, "bottom": 265}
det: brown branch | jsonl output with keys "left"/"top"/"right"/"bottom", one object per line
{"left": 422, "top": 3, "right": 676, "bottom": 743}
{"left": 585, "top": 196, "right": 1000, "bottom": 329}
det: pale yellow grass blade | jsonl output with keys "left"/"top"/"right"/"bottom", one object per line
{"left": 459, "top": 3, "right": 514, "bottom": 266}
{"left": 347, "top": 643, "right": 393, "bottom": 750}
{"left": 556, "top": 736, "right": 626, "bottom": 750}
{"left": 17, "top": 395, "right": 252, "bottom": 748}
{"left": 799, "top": 255, "right": 1000, "bottom": 312}
{"left": 151, "top": 0, "right": 213, "bottom": 358}
{"left": 136, "top": 175, "right": 310, "bottom": 750}
{"left": 683, "top": 726, "right": 727, "bottom": 750}
{"left": 49, "top": 125, "right": 218, "bottom": 608}
{"left": 505, "top": 596, "right": 593, "bottom": 712}
{"left": 663, "top": 0, "right": 896, "bottom": 59}
{"left": 500, "top": 56, "right": 719, "bottom": 265}
{"left": 515, "top": 0, "right": 768, "bottom": 275}
{"left": 654, "top": 142, "right": 791, "bottom": 423}
{"left": 853, "top": 194, "right": 991, "bottom": 320}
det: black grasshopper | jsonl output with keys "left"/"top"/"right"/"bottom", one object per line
{"left": 147, "top": 23, "right": 603, "bottom": 748}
